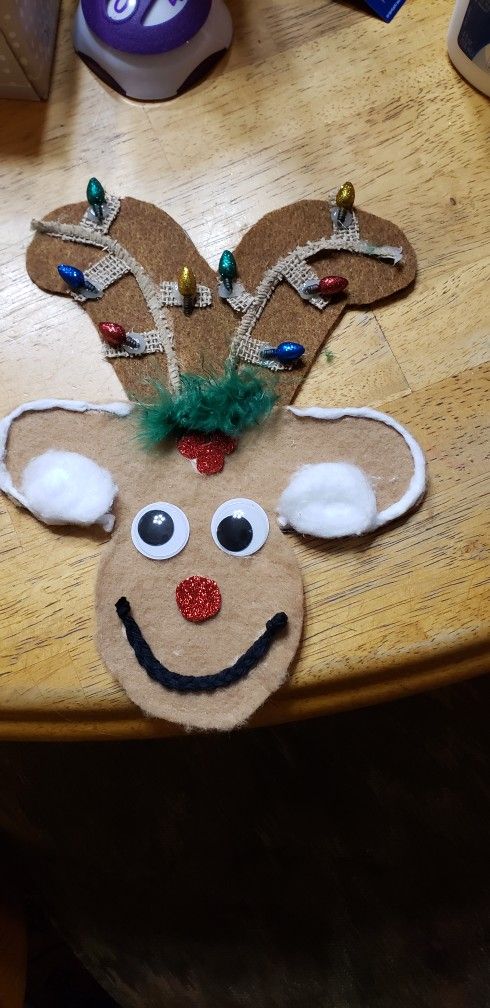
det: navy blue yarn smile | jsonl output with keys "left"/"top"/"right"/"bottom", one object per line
{"left": 115, "top": 597, "right": 288, "bottom": 694}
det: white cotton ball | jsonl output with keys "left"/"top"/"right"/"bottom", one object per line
{"left": 277, "top": 462, "right": 378, "bottom": 538}
{"left": 20, "top": 450, "right": 118, "bottom": 530}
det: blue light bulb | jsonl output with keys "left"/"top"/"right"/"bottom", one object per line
{"left": 57, "top": 264, "right": 98, "bottom": 295}
{"left": 261, "top": 341, "right": 305, "bottom": 364}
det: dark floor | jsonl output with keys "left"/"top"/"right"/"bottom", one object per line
{"left": 1, "top": 674, "right": 489, "bottom": 1007}
{"left": 24, "top": 905, "right": 118, "bottom": 1008}
{"left": 0, "top": 838, "right": 118, "bottom": 1007}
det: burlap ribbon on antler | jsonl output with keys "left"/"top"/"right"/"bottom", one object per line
{"left": 27, "top": 192, "right": 416, "bottom": 404}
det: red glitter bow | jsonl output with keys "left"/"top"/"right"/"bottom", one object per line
{"left": 177, "top": 431, "right": 237, "bottom": 475}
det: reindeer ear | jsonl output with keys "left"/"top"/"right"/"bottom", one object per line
{"left": 19, "top": 450, "right": 118, "bottom": 533}
{"left": 277, "top": 461, "right": 378, "bottom": 538}
{"left": 243, "top": 405, "right": 426, "bottom": 539}
{"left": 0, "top": 399, "right": 132, "bottom": 533}
{"left": 273, "top": 407, "right": 426, "bottom": 538}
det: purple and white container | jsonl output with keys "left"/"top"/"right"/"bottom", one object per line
{"left": 74, "top": 0, "right": 233, "bottom": 100}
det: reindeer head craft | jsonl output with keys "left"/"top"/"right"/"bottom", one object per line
{"left": 0, "top": 186, "right": 426, "bottom": 731}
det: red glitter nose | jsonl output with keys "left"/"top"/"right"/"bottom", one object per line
{"left": 176, "top": 576, "right": 222, "bottom": 623}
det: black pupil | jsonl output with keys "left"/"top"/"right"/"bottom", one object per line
{"left": 217, "top": 512, "right": 253, "bottom": 552}
{"left": 138, "top": 509, "right": 174, "bottom": 547}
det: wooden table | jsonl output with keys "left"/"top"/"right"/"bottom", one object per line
{"left": 0, "top": 0, "right": 488, "bottom": 740}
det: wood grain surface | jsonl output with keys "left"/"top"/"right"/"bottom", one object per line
{"left": 0, "top": 0, "right": 488, "bottom": 740}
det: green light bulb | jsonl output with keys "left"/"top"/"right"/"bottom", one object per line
{"left": 86, "top": 177, "right": 105, "bottom": 222}
{"left": 218, "top": 250, "right": 237, "bottom": 293}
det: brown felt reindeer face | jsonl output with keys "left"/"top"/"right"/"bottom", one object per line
{"left": 1, "top": 397, "right": 425, "bottom": 731}
{"left": 0, "top": 185, "right": 425, "bottom": 730}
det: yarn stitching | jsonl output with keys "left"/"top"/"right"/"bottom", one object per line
{"left": 115, "top": 596, "right": 288, "bottom": 694}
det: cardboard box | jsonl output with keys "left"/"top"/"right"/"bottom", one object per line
{"left": 0, "top": 0, "right": 61, "bottom": 100}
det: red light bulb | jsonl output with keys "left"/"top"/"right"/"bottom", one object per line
{"left": 318, "top": 275, "right": 349, "bottom": 295}
{"left": 98, "top": 322, "right": 127, "bottom": 348}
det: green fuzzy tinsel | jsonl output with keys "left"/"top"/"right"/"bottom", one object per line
{"left": 134, "top": 367, "right": 278, "bottom": 445}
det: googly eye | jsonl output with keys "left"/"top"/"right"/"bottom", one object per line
{"left": 211, "top": 498, "right": 269, "bottom": 557}
{"left": 131, "top": 502, "right": 189, "bottom": 560}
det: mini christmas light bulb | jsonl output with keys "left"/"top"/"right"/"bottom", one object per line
{"left": 57, "top": 263, "right": 99, "bottom": 295}
{"left": 261, "top": 341, "right": 305, "bottom": 364}
{"left": 177, "top": 266, "right": 197, "bottom": 316}
{"left": 302, "top": 275, "right": 349, "bottom": 297}
{"left": 218, "top": 250, "right": 237, "bottom": 293}
{"left": 319, "top": 275, "right": 349, "bottom": 295}
{"left": 86, "top": 177, "right": 106, "bottom": 222}
{"left": 335, "top": 181, "right": 355, "bottom": 226}
{"left": 99, "top": 322, "right": 127, "bottom": 348}
{"left": 98, "top": 322, "right": 146, "bottom": 355}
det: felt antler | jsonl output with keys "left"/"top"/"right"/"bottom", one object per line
{"left": 226, "top": 192, "right": 407, "bottom": 372}
{"left": 31, "top": 214, "right": 182, "bottom": 394}
{"left": 27, "top": 187, "right": 416, "bottom": 405}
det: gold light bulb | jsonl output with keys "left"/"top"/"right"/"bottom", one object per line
{"left": 336, "top": 181, "right": 355, "bottom": 211}
{"left": 178, "top": 266, "right": 197, "bottom": 297}
{"left": 177, "top": 266, "right": 197, "bottom": 317}
{"left": 335, "top": 182, "right": 355, "bottom": 227}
